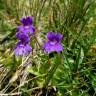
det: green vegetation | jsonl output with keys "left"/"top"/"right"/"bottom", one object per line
{"left": 0, "top": 0, "right": 96, "bottom": 95}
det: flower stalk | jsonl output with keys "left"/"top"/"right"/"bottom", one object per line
{"left": 44, "top": 52, "right": 62, "bottom": 88}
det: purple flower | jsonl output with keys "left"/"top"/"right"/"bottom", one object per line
{"left": 17, "top": 25, "right": 35, "bottom": 34}
{"left": 20, "top": 16, "right": 33, "bottom": 26}
{"left": 14, "top": 41, "right": 32, "bottom": 56}
{"left": 17, "top": 16, "right": 35, "bottom": 35}
{"left": 14, "top": 16, "right": 35, "bottom": 56}
{"left": 42, "top": 32, "right": 63, "bottom": 53}
{"left": 16, "top": 32, "right": 30, "bottom": 43}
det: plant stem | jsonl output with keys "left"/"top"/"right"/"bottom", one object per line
{"left": 44, "top": 53, "right": 61, "bottom": 88}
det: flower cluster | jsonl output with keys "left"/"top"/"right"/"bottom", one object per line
{"left": 14, "top": 16, "right": 63, "bottom": 56}
{"left": 14, "top": 16, "right": 35, "bottom": 56}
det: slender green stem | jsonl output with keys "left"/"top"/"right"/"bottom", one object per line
{"left": 44, "top": 53, "right": 61, "bottom": 88}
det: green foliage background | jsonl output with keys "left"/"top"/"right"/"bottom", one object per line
{"left": 0, "top": 0, "right": 96, "bottom": 96}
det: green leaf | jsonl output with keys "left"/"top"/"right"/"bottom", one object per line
{"left": 75, "top": 47, "right": 84, "bottom": 72}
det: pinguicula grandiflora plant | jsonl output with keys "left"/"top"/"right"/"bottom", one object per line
{"left": 41, "top": 31, "right": 63, "bottom": 95}
{"left": 15, "top": 20, "right": 63, "bottom": 94}
{"left": 13, "top": 15, "right": 63, "bottom": 94}
{"left": 14, "top": 16, "right": 35, "bottom": 56}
